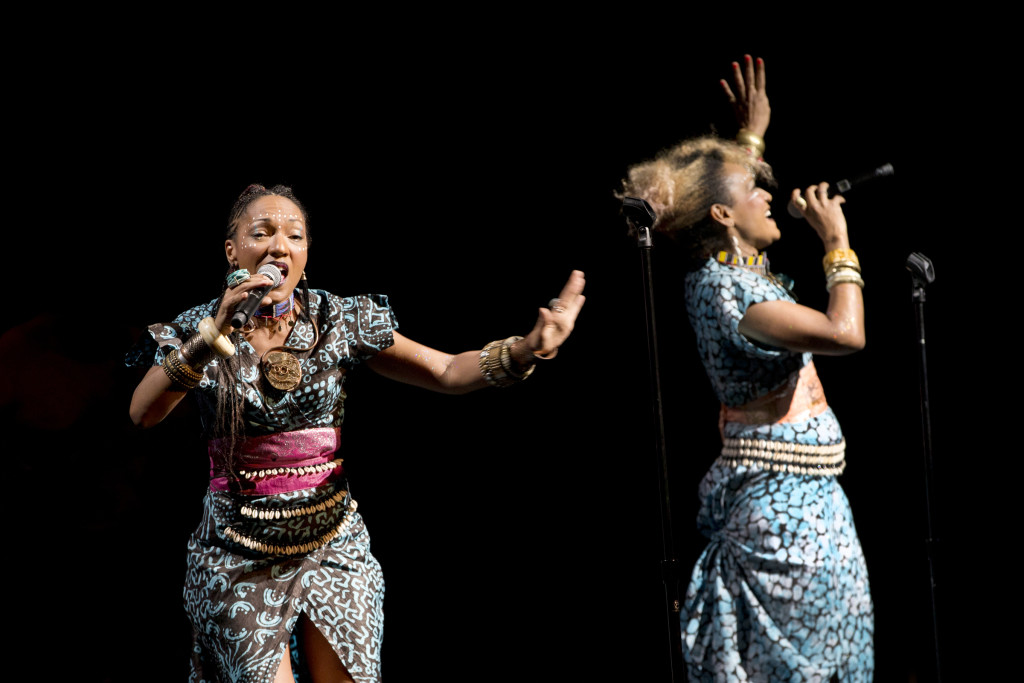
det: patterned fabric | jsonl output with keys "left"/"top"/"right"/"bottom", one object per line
{"left": 127, "top": 291, "right": 397, "bottom": 435}
{"left": 126, "top": 290, "right": 397, "bottom": 683}
{"left": 207, "top": 427, "right": 344, "bottom": 494}
{"left": 680, "top": 259, "right": 874, "bottom": 682}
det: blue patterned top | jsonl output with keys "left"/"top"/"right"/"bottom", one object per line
{"left": 684, "top": 258, "right": 842, "bottom": 446}
{"left": 125, "top": 290, "right": 397, "bottom": 435}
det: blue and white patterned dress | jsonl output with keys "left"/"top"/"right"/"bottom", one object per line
{"left": 680, "top": 258, "right": 874, "bottom": 682}
{"left": 126, "top": 290, "right": 397, "bottom": 683}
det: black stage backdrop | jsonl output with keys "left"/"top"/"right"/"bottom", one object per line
{"left": 4, "top": 21, "right": 994, "bottom": 683}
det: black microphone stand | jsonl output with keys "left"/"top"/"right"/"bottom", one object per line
{"left": 906, "top": 252, "right": 942, "bottom": 682}
{"left": 622, "top": 197, "right": 686, "bottom": 683}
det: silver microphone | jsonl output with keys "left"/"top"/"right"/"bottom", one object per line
{"left": 230, "top": 264, "right": 283, "bottom": 328}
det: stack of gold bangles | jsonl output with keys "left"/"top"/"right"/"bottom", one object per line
{"left": 823, "top": 248, "right": 864, "bottom": 291}
{"left": 478, "top": 336, "right": 536, "bottom": 387}
{"left": 162, "top": 316, "right": 237, "bottom": 389}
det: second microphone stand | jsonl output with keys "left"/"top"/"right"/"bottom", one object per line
{"left": 622, "top": 196, "right": 686, "bottom": 683}
{"left": 906, "top": 251, "right": 942, "bottom": 682}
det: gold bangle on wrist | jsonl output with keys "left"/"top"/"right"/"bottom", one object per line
{"left": 479, "top": 336, "right": 535, "bottom": 387}
{"left": 499, "top": 336, "right": 536, "bottom": 380}
{"left": 822, "top": 248, "right": 860, "bottom": 274}
{"left": 825, "top": 260, "right": 861, "bottom": 277}
{"left": 826, "top": 268, "right": 865, "bottom": 291}
{"left": 736, "top": 128, "right": 765, "bottom": 158}
{"left": 162, "top": 348, "right": 203, "bottom": 390}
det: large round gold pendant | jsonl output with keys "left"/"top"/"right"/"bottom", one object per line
{"left": 262, "top": 351, "right": 302, "bottom": 391}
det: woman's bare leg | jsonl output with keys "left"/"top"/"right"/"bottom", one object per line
{"left": 273, "top": 643, "right": 295, "bottom": 683}
{"left": 299, "top": 613, "right": 354, "bottom": 683}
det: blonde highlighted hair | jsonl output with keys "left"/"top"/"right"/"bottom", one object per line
{"left": 616, "top": 135, "right": 774, "bottom": 268}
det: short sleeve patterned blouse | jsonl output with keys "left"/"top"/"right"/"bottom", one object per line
{"left": 685, "top": 258, "right": 842, "bottom": 446}
{"left": 127, "top": 290, "right": 397, "bottom": 435}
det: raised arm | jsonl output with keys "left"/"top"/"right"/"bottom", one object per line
{"left": 722, "top": 54, "right": 770, "bottom": 147}
{"left": 366, "top": 270, "right": 585, "bottom": 393}
{"left": 738, "top": 184, "right": 865, "bottom": 355}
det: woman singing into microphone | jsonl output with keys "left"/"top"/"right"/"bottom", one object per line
{"left": 126, "top": 183, "right": 585, "bottom": 682}
{"left": 617, "top": 55, "right": 874, "bottom": 681}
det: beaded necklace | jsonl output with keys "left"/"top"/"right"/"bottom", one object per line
{"left": 244, "top": 293, "right": 296, "bottom": 334}
{"left": 715, "top": 250, "right": 797, "bottom": 300}
{"left": 715, "top": 250, "right": 767, "bottom": 270}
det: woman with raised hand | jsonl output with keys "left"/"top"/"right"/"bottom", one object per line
{"left": 618, "top": 55, "right": 873, "bottom": 681}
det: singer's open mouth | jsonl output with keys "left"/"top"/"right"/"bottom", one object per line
{"left": 270, "top": 262, "right": 289, "bottom": 280}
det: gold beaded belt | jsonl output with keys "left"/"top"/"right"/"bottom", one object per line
{"left": 719, "top": 437, "right": 846, "bottom": 476}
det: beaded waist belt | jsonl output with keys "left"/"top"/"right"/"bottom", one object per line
{"left": 221, "top": 487, "right": 360, "bottom": 557}
{"left": 208, "top": 427, "right": 344, "bottom": 494}
{"left": 719, "top": 437, "right": 846, "bottom": 476}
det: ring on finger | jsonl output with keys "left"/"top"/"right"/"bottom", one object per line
{"left": 227, "top": 268, "right": 251, "bottom": 288}
{"left": 548, "top": 298, "right": 567, "bottom": 313}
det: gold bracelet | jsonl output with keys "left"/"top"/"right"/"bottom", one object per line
{"left": 823, "top": 248, "right": 860, "bottom": 274}
{"left": 499, "top": 336, "right": 536, "bottom": 380}
{"left": 736, "top": 128, "right": 765, "bottom": 157}
{"left": 826, "top": 268, "right": 865, "bottom": 291}
{"left": 479, "top": 337, "right": 534, "bottom": 387}
{"left": 198, "top": 316, "right": 236, "bottom": 357}
{"left": 162, "top": 348, "right": 203, "bottom": 389}
{"left": 824, "top": 260, "right": 861, "bottom": 278}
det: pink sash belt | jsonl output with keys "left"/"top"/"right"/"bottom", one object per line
{"left": 208, "top": 427, "right": 343, "bottom": 495}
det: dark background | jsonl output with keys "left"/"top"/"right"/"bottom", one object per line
{"left": 4, "top": 18, "right": 994, "bottom": 683}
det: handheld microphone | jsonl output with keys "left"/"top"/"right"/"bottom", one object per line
{"left": 230, "top": 264, "right": 283, "bottom": 328}
{"left": 787, "top": 163, "right": 894, "bottom": 218}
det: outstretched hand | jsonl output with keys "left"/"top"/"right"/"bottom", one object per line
{"left": 522, "top": 270, "right": 586, "bottom": 360}
{"left": 721, "top": 54, "right": 770, "bottom": 137}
